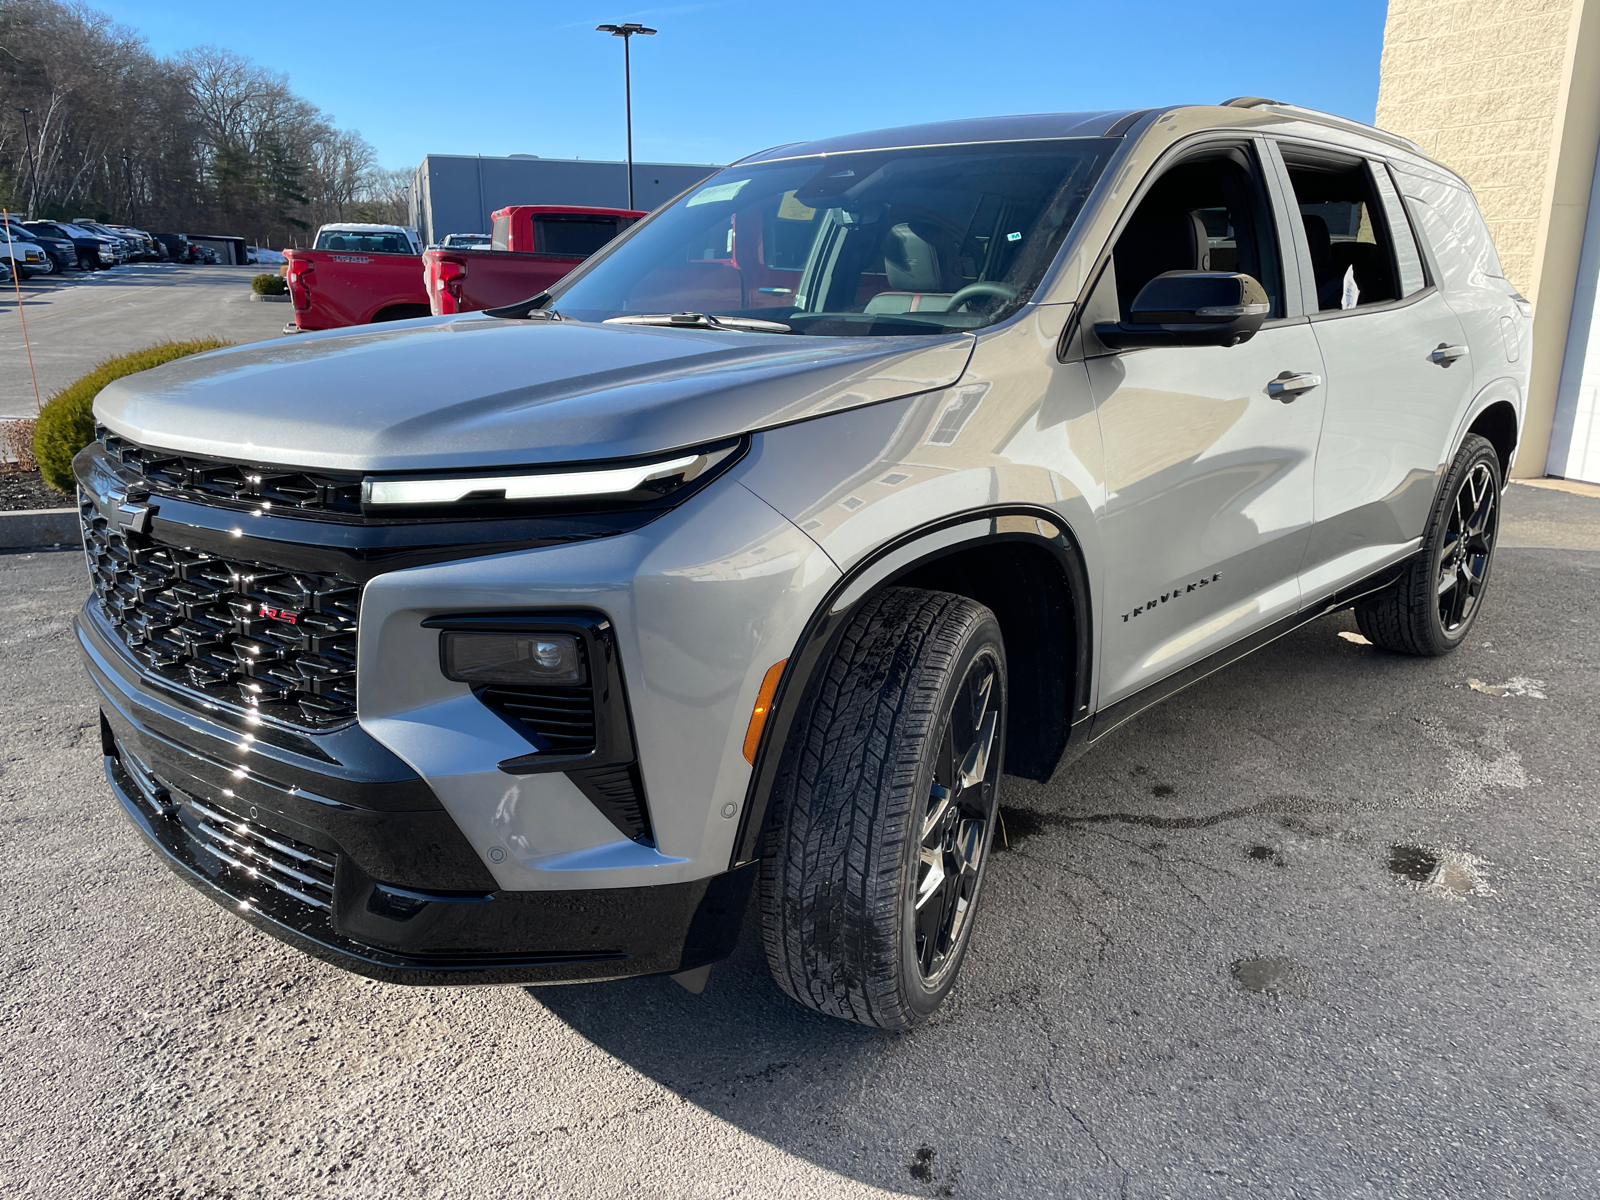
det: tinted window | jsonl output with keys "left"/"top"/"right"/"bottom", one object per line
{"left": 1369, "top": 163, "right": 1427, "bottom": 296}
{"left": 1284, "top": 156, "right": 1401, "bottom": 310}
{"left": 550, "top": 139, "right": 1115, "bottom": 337}
{"left": 537, "top": 218, "right": 621, "bottom": 258}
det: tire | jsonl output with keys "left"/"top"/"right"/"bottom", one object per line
{"left": 36, "top": 255, "right": 56, "bottom": 276}
{"left": 371, "top": 304, "right": 431, "bottom": 323}
{"left": 1355, "top": 433, "right": 1502, "bottom": 655}
{"left": 760, "top": 587, "right": 1007, "bottom": 1030}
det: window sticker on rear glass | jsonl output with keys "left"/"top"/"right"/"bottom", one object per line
{"left": 687, "top": 179, "right": 750, "bottom": 207}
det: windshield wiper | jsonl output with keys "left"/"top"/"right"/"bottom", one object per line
{"left": 484, "top": 291, "right": 561, "bottom": 320}
{"left": 602, "top": 312, "right": 793, "bottom": 334}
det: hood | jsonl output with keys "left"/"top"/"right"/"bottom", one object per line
{"left": 94, "top": 316, "right": 974, "bottom": 472}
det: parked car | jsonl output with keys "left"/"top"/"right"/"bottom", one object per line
{"left": 0, "top": 220, "right": 59, "bottom": 276}
{"left": 438, "top": 232, "right": 493, "bottom": 250}
{"left": 26, "top": 221, "right": 116, "bottom": 270}
{"left": 423, "top": 206, "right": 643, "bottom": 315}
{"left": 105, "top": 225, "right": 159, "bottom": 259}
{"left": 75, "top": 100, "right": 1527, "bottom": 1028}
{"left": 71, "top": 220, "right": 133, "bottom": 262}
{"left": 284, "top": 226, "right": 430, "bottom": 330}
{"left": 0, "top": 224, "right": 51, "bottom": 277}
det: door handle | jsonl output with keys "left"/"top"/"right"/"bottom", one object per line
{"left": 1267, "top": 370, "right": 1322, "bottom": 401}
{"left": 1430, "top": 343, "right": 1469, "bottom": 366}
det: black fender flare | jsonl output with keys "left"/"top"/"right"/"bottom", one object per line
{"left": 728, "top": 504, "right": 1094, "bottom": 868}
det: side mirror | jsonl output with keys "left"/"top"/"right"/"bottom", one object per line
{"left": 1094, "top": 271, "right": 1270, "bottom": 349}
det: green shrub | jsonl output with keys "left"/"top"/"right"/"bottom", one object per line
{"left": 33, "top": 339, "right": 232, "bottom": 491}
{"left": 251, "top": 272, "right": 286, "bottom": 296}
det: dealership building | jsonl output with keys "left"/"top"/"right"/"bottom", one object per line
{"left": 407, "top": 154, "right": 719, "bottom": 248}
{"left": 1378, "top": 0, "right": 1600, "bottom": 483}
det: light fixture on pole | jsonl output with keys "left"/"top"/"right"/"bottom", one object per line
{"left": 594, "top": 22, "right": 656, "bottom": 211}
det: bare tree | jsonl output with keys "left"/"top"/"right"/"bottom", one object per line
{"left": 0, "top": 0, "right": 411, "bottom": 245}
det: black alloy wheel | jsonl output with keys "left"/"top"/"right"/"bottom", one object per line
{"left": 1437, "top": 459, "right": 1497, "bottom": 635}
{"left": 913, "top": 659, "right": 1001, "bottom": 983}
{"left": 1355, "top": 433, "right": 1502, "bottom": 655}
{"left": 761, "top": 587, "right": 1007, "bottom": 1029}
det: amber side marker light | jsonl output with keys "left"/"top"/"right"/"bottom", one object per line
{"left": 743, "top": 659, "right": 788, "bottom": 764}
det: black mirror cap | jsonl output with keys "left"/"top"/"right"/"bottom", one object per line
{"left": 1095, "top": 271, "right": 1270, "bottom": 349}
{"left": 1129, "top": 271, "right": 1269, "bottom": 325}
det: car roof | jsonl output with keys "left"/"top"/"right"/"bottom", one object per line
{"left": 734, "top": 102, "right": 1432, "bottom": 167}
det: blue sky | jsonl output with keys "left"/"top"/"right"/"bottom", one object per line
{"left": 97, "top": 0, "right": 1389, "bottom": 170}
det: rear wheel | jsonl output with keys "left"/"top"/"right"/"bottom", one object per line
{"left": 760, "top": 587, "right": 1005, "bottom": 1030}
{"left": 1355, "top": 433, "right": 1501, "bottom": 655}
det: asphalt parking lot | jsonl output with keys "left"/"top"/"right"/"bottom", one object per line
{"left": 0, "top": 264, "right": 286, "bottom": 418}
{"left": 1, "top": 485, "right": 1597, "bottom": 1199}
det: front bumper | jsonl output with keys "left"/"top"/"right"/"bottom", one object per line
{"left": 82, "top": 609, "right": 753, "bottom": 986}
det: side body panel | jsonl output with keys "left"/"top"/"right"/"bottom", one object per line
{"left": 733, "top": 304, "right": 1106, "bottom": 664}
{"left": 1087, "top": 320, "right": 1324, "bottom": 704}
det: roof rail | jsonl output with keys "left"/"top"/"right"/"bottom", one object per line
{"left": 1214, "top": 97, "right": 1429, "bottom": 157}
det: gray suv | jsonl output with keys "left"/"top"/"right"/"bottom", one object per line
{"left": 75, "top": 100, "right": 1527, "bottom": 1029}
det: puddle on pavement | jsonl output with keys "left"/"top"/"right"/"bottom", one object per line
{"left": 1246, "top": 844, "right": 1287, "bottom": 867}
{"left": 1467, "top": 676, "right": 1547, "bottom": 699}
{"left": 1232, "top": 956, "right": 1312, "bottom": 998}
{"left": 1388, "top": 843, "right": 1490, "bottom": 896}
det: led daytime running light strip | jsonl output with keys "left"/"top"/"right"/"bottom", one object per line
{"left": 362, "top": 454, "right": 702, "bottom": 507}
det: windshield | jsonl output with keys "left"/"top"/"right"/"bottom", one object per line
{"left": 550, "top": 138, "right": 1114, "bottom": 336}
{"left": 315, "top": 229, "right": 415, "bottom": 254}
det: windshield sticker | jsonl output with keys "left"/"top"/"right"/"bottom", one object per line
{"left": 687, "top": 179, "right": 750, "bottom": 207}
{"left": 777, "top": 191, "right": 816, "bottom": 221}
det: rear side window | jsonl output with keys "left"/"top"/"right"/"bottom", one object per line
{"left": 1284, "top": 155, "right": 1402, "bottom": 311}
{"left": 536, "top": 218, "right": 621, "bottom": 258}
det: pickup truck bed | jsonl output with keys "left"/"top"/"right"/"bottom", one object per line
{"left": 285, "top": 249, "right": 430, "bottom": 331}
{"left": 424, "top": 205, "right": 644, "bottom": 316}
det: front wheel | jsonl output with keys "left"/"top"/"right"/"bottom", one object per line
{"left": 1355, "top": 433, "right": 1502, "bottom": 655}
{"left": 760, "top": 587, "right": 1006, "bottom": 1030}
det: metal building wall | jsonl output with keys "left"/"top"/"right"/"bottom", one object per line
{"left": 408, "top": 156, "right": 720, "bottom": 245}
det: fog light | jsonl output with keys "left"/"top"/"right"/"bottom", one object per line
{"left": 441, "top": 632, "right": 586, "bottom": 686}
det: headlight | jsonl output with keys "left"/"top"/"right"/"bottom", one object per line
{"left": 361, "top": 441, "right": 741, "bottom": 510}
{"left": 441, "top": 632, "right": 586, "bottom": 686}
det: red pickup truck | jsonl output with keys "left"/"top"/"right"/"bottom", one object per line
{"left": 285, "top": 225, "right": 431, "bottom": 332}
{"left": 423, "top": 205, "right": 643, "bottom": 316}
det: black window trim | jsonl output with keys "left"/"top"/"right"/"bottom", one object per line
{"left": 1061, "top": 132, "right": 1301, "bottom": 358}
{"left": 1268, "top": 136, "right": 1416, "bottom": 318}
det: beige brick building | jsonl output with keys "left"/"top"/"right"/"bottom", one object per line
{"left": 1377, "top": 0, "right": 1600, "bottom": 481}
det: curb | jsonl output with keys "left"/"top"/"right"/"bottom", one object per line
{"left": 248, "top": 292, "right": 290, "bottom": 302}
{"left": 0, "top": 507, "right": 79, "bottom": 549}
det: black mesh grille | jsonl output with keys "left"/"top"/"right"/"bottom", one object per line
{"left": 99, "top": 428, "right": 364, "bottom": 516}
{"left": 81, "top": 494, "right": 360, "bottom": 729}
{"left": 477, "top": 685, "right": 596, "bottom": 753}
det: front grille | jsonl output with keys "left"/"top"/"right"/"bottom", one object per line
{"left": 182, "top": 798, "right": 337, "bottom": 910}
{"left": 81, "top": 496, "right": 360, "bottom": 729}
{"left": 99, "top": 428, "right": 364, "bottom": 517}
{"left": 478, "top": 685, "right": 597, "bottom": 753}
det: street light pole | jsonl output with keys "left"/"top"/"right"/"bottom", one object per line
{"left": 595, "top": 23, "right": 656, "bottom": 211}
{"left": 17, "top": 108, "right": 39, "bottom": 220}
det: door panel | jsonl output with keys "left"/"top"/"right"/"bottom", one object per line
{"left": 1298, "top": 293, "right": 1470, "bottom": 602}
{"left": 1092, "top": 321, "right": 1325, "bottom": 704}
